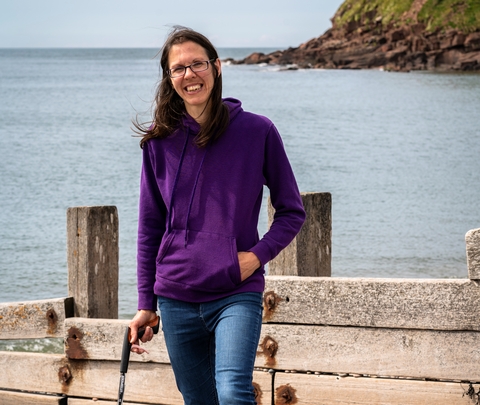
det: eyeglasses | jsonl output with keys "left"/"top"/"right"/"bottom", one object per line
{"left": 167, "top": 59, "right": 216, "bottom": 78}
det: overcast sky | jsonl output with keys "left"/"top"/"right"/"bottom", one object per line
{"left": 1, "top": 0, "right": 344, "bottom": 48}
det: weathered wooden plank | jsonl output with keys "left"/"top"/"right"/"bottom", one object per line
{"left": 64, "top": 318, "right": 169, "bottom": 363}
{"left": 66, "top": 359, "right": 181, "bottom": 404}
{"left": 256, "top": 324, "right": 480, "bottom": 381}
{"left": 0, "top": 351, "right": 180, "bottom": 404}
{"left": 0, "top": 297, "right": 74, "bottom": 339}
{"left": 66, "top": 370, "right": 271, "bottom": 405}
{"left": 0, "top": 352, "right": 70, "bottom": 396}
{"left": 67, "top": 206, "right": 118, "bottom": 319}
{"left": 0, "top": 390, "right": 66, "bottom": 405}
{"left": 64, "top": 318, "right": 480, "bottom": 383}
{"left": 263, "top": 276, "right": 480, "bottom": 331}
{"left": 273, "top": 373, "right": 479, "bottom": 405}
{"left": 0, "top": 352, "right": 271, "bottom": 405}
{"left": 268, "top": 192, "right": 332, "bottom": 277}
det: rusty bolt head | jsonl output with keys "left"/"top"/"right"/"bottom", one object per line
{"left": 258, "top": 336, "right": 279, "bottom": 367}
{"left": 263, "top": 291, "right": 284, "bottom": 322}
{"left": 265, "top": 339, "right": 278, "bottom": 357}
{"left": 252, "top": 382, "right": 262, "bottom": 402}
{"left": 260, "top": 335, "right": 278, "bottom": 358}
{"left": 46, "top": 309, "right": 58, "bottom": 324}
{"left": 46, "top": 308, "right": 58, "bottom": 335}
{"left": 276, "top": 384, "right": 298, "bottom": 404}
{"left": 263, "top": 291, "right": 280, "bottom": 312}
{"left": 65, "top": 327, "right": 88, "bottom": 359}
{"left": 58, "top": 365, "right": 72, "bottom": 384}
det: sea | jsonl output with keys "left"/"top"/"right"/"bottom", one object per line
{"left": 0, "top": 48, "right": 479, "bottom": 351}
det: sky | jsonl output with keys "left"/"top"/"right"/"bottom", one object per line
{"left": 1, "top": 0, "right": 344, "bottom": 49}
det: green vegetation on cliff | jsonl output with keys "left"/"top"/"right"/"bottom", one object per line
{"left": 334, "top": 0, "right": 413, "bottom": 26}
{"left": 334, "top": 0, "right": 480, "bottom": 32}
{"left": 418, "top": 0, "right": 480, "bottom": 32}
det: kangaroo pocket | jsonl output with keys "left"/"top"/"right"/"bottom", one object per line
{"left": 156, "top": 229, "right": 241, "bottom": 292}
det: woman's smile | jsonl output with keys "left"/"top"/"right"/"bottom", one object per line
{"left": 185, "top": 84, "right": 202, "bottom": 93}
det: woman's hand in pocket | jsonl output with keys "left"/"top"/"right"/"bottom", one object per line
{"left": 238, "top": 251, "right": 261, "bottom": 282}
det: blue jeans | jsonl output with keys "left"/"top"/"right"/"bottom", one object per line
{"left": 157, "top": 292, "right": 263, "bottom": 405}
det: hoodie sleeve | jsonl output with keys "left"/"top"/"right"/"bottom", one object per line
{"left": 137, "top": 141, "right": 166, "bottom": 311}
{"left": 249, "top": 124, "right": 306, "bottom": 265}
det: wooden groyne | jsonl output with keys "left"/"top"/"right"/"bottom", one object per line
{"left": 1, "top": 196, "right": 480, "bottom": 405}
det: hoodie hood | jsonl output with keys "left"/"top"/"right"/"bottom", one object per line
{"left": 223, "top": 97, "right": 242, "bottom": 121}
{"left": 180, "top": 97, "right": 243, "bottom": 133}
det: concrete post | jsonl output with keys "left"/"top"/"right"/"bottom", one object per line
{"left": 466, "top": 228, "right": 480, "bottom": 280}
{"left": 268, "top": 192, "right": 331, "bottom": 277}
{"left": 67, "top": 206, "right": 119, "bottom": 318}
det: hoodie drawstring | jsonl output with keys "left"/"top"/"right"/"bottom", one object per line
{"left": 184, "top": 146, "right": 208, "bottom": 247}
{"left": 166, "top": 129, "right": 189, "bottom": 235}
{"left": 166, "top": 127, "right": 208, "bottom": 247}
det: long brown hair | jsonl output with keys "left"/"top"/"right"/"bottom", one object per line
{"left": 134, "top": 26, "right": 229, "bottom": 148}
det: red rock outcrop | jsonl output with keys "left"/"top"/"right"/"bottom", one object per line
{"left": 232, "top": 6, "right": 480, "bottom": 71}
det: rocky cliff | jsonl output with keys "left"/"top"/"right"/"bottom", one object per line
{"left": 233, "top": 0, "right": 480, "bottom": 71}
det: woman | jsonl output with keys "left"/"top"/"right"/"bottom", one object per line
{"left": 129, "top": 26, "right": 305, "bottom": 405}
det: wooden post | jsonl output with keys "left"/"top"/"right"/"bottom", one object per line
{"left": 67, "top": 206, "right": 119, "bottom": 318}
{"left": 466, "top": 228, "right": 480, "bottom": 280}
{"left": 268, "top": 192, "right": 331, "bottom": 277}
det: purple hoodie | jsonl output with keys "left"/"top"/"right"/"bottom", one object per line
{"left": 137, "top": 98, "right": 305, "bottom": 309}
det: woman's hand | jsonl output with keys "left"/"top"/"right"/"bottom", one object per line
{"left": 129, "top": 309, "right": 158, "bottom": 354}
{"left": 238, "top": 251, "right": 261, "bottom": 282}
